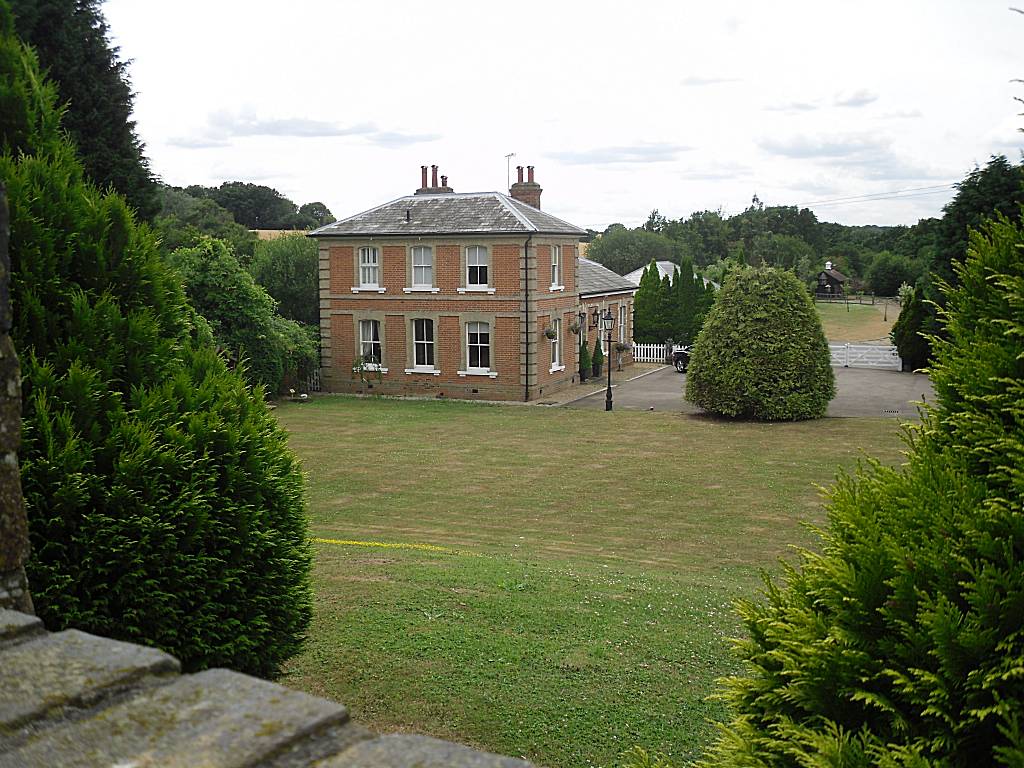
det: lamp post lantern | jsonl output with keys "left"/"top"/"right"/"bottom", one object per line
{"left": 601, "top": 309, "right": 614, "bottom": 411}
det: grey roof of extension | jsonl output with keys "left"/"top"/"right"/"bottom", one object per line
{"left": 309, "top": 192, "right": 587, "bottom": 238}
{"left": 578, "top": 257, "right": 639, "bottom": 297}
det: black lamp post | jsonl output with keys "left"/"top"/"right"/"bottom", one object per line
{"left": 601, "top": 308, "right": 614, "bottom": 411}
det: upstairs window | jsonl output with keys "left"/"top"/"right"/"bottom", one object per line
{"left": 467, "top": 246, "right": 489, "bottom": 288}
{"left": 467, "top": 321, "right": 491, "bottom": 371}
{"left": 413, "top": 319, "right": 435, "bottom": 368}
{"left": 358, "top": 247, "right": 379, "bottom": 288}
{"left": 551, "top": 245, "right": 562, "bottom": 288}
{"left": 412, "top": 246, "right": 433, "bottom": 288}
{"left": 359, "top": 319, "right": 382, "bottom": 364}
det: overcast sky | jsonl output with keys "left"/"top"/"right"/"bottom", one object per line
{"left": 104, "top": 0, "right": 1022, "bottom": 231}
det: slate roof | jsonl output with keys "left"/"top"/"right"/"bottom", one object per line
{"left": 578, "top": 258, "right": 639, "bottom": 296}
{"left": 309, "top": 192, "right": 586, "bottom": 238}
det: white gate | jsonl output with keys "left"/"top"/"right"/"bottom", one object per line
{"left": 631, "top": 342, "right": 668, "bottom": 363}
{"left": 829, "top": 344, "right": 901, "bottom": 370}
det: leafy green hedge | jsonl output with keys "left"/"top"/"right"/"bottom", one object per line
{"left": 702, "top": 215, "right": 1024, "bottom": 765}
{"left": 169, "top": 238, "right": 318, "bottom": 394}
{"left": 685, "top": 266, "right": 834, "bottom": 420}
{"left": 890, "top": 284, "right": 930, "bottom": 371}
{"left": 2, "top": 7, "right": 310, "bottom": 677}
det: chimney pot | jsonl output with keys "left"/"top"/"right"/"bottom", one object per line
{"left": 431, "top": 165, "right": 438, "bottom": 187}
{"left": 516, "top": 165, "right": 524, "bottom": 183}
{"left": 420, "top": 165, "right": 428, "bottom": 188}
{"left": 527, "top": 165, "right": 535, "bottom": 183}
{"left": 441, "top": 175, "right": 447, "bottom": 187}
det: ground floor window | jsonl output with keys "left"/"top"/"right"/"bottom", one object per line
{"left": 359, "top": 319, "right": 381, "bottom": 364}
{"left": 551, "top": 318, "right": 562, "bottom": 368}
{"left": 467, "top": 321, "right": 490, "bottom": 370}
{"left": 413, "top": 319, "right": 435, "bottom": 367}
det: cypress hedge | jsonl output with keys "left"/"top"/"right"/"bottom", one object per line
{"left": 686, "top": 266, "right": 834, "bottom": 421}
{"left": 1, "top": 5, "right": 311, "bottom": 677}
{"left": 702, "top": 215, "right": 1024, "bottom": 765}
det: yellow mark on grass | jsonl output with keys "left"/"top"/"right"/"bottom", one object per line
{"left": 314, "top": 537, "right": 454, "bottom": 554}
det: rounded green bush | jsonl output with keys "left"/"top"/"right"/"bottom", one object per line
{"left": 1, "top": 10, "right": 310, "bottom": 677}
{"left": 685, "top": 266, "right": 834, "bottom": 420}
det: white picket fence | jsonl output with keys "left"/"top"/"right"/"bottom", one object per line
{"left": 829, "top": 343, "right": 902, "bottom": 370}
{"left": 631, "top": 342, "right": 669, "bottom": 363}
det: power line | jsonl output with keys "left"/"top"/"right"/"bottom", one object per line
{"left": 808, "top": 188, "right": 956, "bottom": 209}
{"left": 800, "top": 182, "right": 957, "bottom": 207}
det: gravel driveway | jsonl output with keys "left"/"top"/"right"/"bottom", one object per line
{"left": 563, "top": 365, "right": 935, "bottom": 418}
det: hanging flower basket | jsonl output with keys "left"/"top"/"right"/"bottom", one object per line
{"left": 614, "top": 341, "right": 632, "bottom": 353}
{"left": 543, "top": 327, "right": 558, "bottom": 340}
{"left": 569, "top": 320, "right": 582, "bottom": 335}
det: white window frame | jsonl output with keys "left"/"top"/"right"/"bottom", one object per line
{"left": 407, "top": 318, "right": 438, "bottom": 374}
{"left": 358, "top": 319, "right": 385, "bottom": 371}
{"left": 356, "top": 246, "right": 381, "bottom": 290}
{"left": 403, "top": 246, "right": 436, "bottom": 294}
{"left": 466, "top": 246, "right": 489, "bottom": 289}
{"left": 459, "top": 321, "right": 497, "bottom": 378}
{"left": 550, "top": 318, "right": 564, "bottom": 373}
{"left": 619, "top": 305, "right": 626, "bottom": 343}
{"left": 550, "top": 245, "right": 563, "bottom": 290}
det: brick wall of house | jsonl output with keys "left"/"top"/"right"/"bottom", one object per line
{"left": 318, "top": 235, "right": 584, "bottom": 401}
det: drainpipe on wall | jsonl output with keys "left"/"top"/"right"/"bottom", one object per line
{"left": 523, "top": 234, "right": 533, "bottom": 402}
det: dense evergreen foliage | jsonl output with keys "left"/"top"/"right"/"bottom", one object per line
{"left": 890, "top": 285, "right": 930, "bottom": 371}
{"left": 578, "top": 335, "right": 591, "bottom": 381}
{"left": 0, "top": 8, "right": 311, "bottom": 677}
{"left": 591, "top": 335, "right": 604, "bottom": 375}
{"left": 686, "top": 267, "right": 834, "bottom": 420}
{"left": 702, "top": 214, "right": 1024, "bottom": 765}
{"left": 250, "top": 233, "right": 320, "bottom": 326}
{"left": 632, "top": 259, "right": 715, "bottom": 344}
{"left": 10, "top": 0, "right": 158, "bottom": 219}
{"left": 169, "top": 238, "right": 318, "bottom": 395}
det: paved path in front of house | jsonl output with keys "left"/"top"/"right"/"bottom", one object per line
{"left": 563, "top": 364, "right": 935, "bottom": 418}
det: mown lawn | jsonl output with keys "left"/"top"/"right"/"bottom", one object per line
{"left": 816, "top": 300, "right": 896, "bottom": 342}
{"left": 277, "top": 397, "right": 907, "bottom": 767}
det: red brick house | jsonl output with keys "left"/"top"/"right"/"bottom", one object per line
{"left": 310, "top": 165, "right": 612, "bottom": 401}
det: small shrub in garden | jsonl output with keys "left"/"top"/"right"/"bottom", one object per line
{"left": 685, "top": 266, "right": 834, "bottom": 420}
{"left": 592, "top": 336, "right": 604, "bottom": 375}
{"left": 578, "top": 336, "right": 591, "bottom": 381}
{"left": 890, "top": 283, "right": 930, "bottom": 371}
{"left": 701, "top": 215, "right": 1024, "bottom": 765}
{"left": 1, "top": 9, "right": 310, "bottom": 678}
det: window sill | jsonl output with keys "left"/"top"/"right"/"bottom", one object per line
{"left": 549, "top": 285, "right": 565, "bottom": 292}
{"left": 457, "top": 370, "right": 498, "bottom": 379}
{"left": 403, "top": 287, "right": 440, "bottom": 294}
{"left": 352, "top": 287, "right": 386, "bottom": 293}
{"left": 404, "top": 367, "right": 441, "bottom": 376}
{"left": 549, "top": 364, "right": 566, "bottom": 373}
{"left": 457, "top": 287, "right": 496, "bottom": 295}
{"left": 360, "top": 364, "right": 388, "bottom": 373}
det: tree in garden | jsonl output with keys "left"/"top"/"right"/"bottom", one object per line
{"left": 632, "top": 261, "right": 664, "bottom": 343}
{"left": 686, "top": 266, "right": 834, "bottom": 420}
{"left": 701, "top": 214, "right": 1024, "bottom": 766}
{"left": 1, "top": 7, "right": 310, "bottom": 677}
{"left": 169, "top": 238, "right": 318, "bottom": 394}
{"left": 249, "top": 233, "right": 320, "bottom": 326}
{"left": 591, "top": 335, "right": 604, "bottom": 375}
{"left": 890, "top": 283, "right": 930, "bottom": 371}
{"left": 867, "top": 250, "right": 921, "bottom": 295}
{"left": 10, "top": 0, "right": 158, "bottom": 219}
{"left": 586, "top": 226, "right": 679, "bottom": 276}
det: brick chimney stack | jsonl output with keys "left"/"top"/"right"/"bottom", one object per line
{"left": 414, "top": 164, "right": 454, "bottom": 195}
{"left": 509, "top": 164, "right": 542, "bottom": 209}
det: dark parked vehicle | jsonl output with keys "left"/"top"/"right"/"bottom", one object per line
{"left": 672, "top": 344, "right": 691, "bottom": 373}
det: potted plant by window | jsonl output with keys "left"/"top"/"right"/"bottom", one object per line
{"left": 578, "top": 337, "right": 591, "bottom": 383}
{"left": 591, "top": 337, "right": 604, "bottom": 378}
{"left": 569, "top": 320, "right": 582, "bottom": 335}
